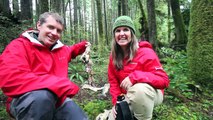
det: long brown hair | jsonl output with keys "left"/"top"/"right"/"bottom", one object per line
{"left": 111, "top": 30, "right": 138, "bottom": 70}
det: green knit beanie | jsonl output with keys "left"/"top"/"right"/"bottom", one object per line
{"left": 112, "top": 16, "right": 136, "bottom": 33}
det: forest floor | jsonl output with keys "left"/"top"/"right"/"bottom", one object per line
{"left": 0, "top": 58, "right": 213, "bottom": 120}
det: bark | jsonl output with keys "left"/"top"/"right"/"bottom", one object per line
{"left": 96, "top": 0, "right": 103, "bottom": 41}
{"left": 187, "top": 0, "right": 213, "bottom": 87}
{"left": 20, "top": 0, "right": 32, "bottom": 21}
{"left": 170, "top": 0, "right": 188, "bottom": 50}
{"left": 147, "top": 0, "right": 157, "bottom": 50}
{"left": 137, "top": 0, "right": 149, "bottom": 41}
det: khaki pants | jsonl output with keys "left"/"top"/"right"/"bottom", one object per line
{"left": 108, "top": 83, "right": 163, "bottom": 120}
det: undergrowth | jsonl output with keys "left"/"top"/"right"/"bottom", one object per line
{"left": 0, "top": 47, "right": 212, "bottom": 120}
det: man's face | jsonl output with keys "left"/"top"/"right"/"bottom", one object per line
{"left": 37, "top": 16, "right": 63, "bottom": 48}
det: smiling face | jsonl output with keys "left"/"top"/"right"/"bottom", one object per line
{"left": 37, "top": 15, "right": 63, "bottom": 48}
{"left": 114, "top": 26, "right": 132, "bottom": 49}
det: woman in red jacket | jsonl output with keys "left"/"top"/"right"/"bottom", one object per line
{"left": 108, "top": 16, "right": 170, "bottom": 120}
{"left": 0, "top": 12, "right": 88, "bottom": 120}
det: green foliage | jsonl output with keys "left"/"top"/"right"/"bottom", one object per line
{"left": 83, "top": 100, "right": 111, "bottom": 120}
{"left": 68, "top": 60, "right": 86, "bottom": 84}
{"left": 0, "top": 14, "right": 32, "bottom": 53}
{"left": 159, "top": 47, "right": 192, "bottom": 92}
{"left": 153, "top": 103, "right": 211, "bottom": 120}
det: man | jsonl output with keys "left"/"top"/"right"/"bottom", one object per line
{"left": 0, "top": 12, "right": 88, "bottom": 120}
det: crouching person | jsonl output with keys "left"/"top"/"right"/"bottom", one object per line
{"left": 107, "top": 16, "right": 170, "bottom": 120}
{"left": 0, "top": 12, "right": 88, "bottom": 120}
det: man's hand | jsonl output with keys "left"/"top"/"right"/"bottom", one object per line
{"left": 81, "top": 42, "right": 91, "bottom": 63}
{"left": 120, "top": 77, "right": 133, "bottom": 90}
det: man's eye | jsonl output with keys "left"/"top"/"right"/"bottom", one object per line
{"left": 48, "top": 25, "right": 54, "bottom": 29}
{"left": 57, "top": 29, "right": 62, "bottom": 34}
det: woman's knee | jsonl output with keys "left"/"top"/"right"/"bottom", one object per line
{"left": 127, "top": 83, "right": 156, "bottom": 102}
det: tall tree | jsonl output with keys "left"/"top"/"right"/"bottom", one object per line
{"left": 69, "top": 0, "right": 74, "bottom": 40}
{"left": 73, "top": 0, "right": 78, "bottom": 41}
{"left": 121, "top": 0, "right": 128, "bottom": 15}
{"left": 96, "top": 0, "right": 103, "bottom": 42}
{"left": 12, "top": 0, "right": 20, "bottom": 17}
{"left": 187, "top": 0, "right": 213, "bottom": 87}
{"left": 137, "top": 0, "right": 149, "bottom": 41}
{"left": 103, "top": 0, "right": 109, "bottom": 45}
{"left": 118, "top": 0, "right": 122, "bottom": 16}
{"left": 1, "top": 0, "right": 11, "bottom": 17}
{"left": 147, "top": 0, "right": 157, "bottom": 50}
{"left": 50, "top": 0, "right": 61, "bottom": 13}
{"left": 118, "top": 0, "right": 128, "bottom": 16}
{"left": 20, "top": 0, "right": 33, "bottom": 21}
{"left": 170, "top": 0, "right": 187, "bottom": 50}
{"left": 38, "top": 0, "right": 49, "bottom": 15}
{"left": 167, "top": 0, "right": 171, "bottom": 42}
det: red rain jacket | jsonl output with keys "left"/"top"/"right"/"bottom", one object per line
{"left": 108, "top": 41, "right": 170, "bottom": 105}
{"left": 0, "top": 30, "right": 87, "bottom": 112}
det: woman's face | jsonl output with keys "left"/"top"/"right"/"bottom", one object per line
{"left": 114, "top": 27, "right": 132, "bottom": 48}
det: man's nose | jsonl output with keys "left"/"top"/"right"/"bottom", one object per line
{"left": 51, "top": 29, "right": 58, "bottom": 36}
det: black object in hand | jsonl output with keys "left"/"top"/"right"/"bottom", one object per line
{"left": 115, "top": 94, "right": 133, "bottom": 120}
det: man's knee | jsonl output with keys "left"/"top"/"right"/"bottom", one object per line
{"left": 10, "top": 90, "right": 57, "bottom": 119}
{"left": 30, "top": 90, "right": 57, "bottom": 105}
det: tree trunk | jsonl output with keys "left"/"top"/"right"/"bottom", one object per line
{"left": 122, "top": 0, "right": 128, "bottom": 15}
{"left": 147, "top": 0, "right": 157, "bottom": 50}
{"left": 187, "top": 0, "right": 213, "bottom": 88}
{"left": 69, "top": 0, "right": 73, "bottom": 40}
{"left": 38, "top": 0, "right": 49, "bottom": 14}
{"left": 1, "top": 0, "right": 11, "bottom": 17}
{"left": 137, "top": 0, "right": 149, "bottom": 41}
{"left": 20, "top": 0, "right": 32, "bottom": 21}
{"left": 167, "top": 0, "right": 171, "bottom": 43}
{"left": 170, "top": 0, "right": 188, "bottom": 50}
{"left": 73, "top": 0, "right": 78, "bottom": 41}
{"left": 96, "top": 0, "right": 103, "bottom": 41}
{"left": 118, "top": 0, "right": 122, "bottom": 16}
{"left": 103, "top": 0, "right": 109, "bottom": 45}
{"left": 12, "top": 0, "right": 19, "bottom": 16}
{"left": 50, "top": 0, "right": 61, "bottom": 13}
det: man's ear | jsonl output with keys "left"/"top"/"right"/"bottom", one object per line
{"left": 37, "top": 21, "right": 41, "bottom": 30}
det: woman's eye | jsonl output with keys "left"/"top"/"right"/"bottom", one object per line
{"left": 115, "top": 29, "right": 121, "bottom": 32}
{"left": 123, "top": 28, "right": 129, "bottom": 31}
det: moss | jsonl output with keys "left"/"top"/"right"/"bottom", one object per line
{"left": 187, "top": 0, "right": 213, "bottom": 87}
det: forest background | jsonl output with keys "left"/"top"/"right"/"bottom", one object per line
{"left": 0, "top": 0, "right": 213, "bottom": 120}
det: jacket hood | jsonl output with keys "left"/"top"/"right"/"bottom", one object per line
{"left": 21, "top": 29, "right": 64, "bottom": 50}
{"left": 138, "top": 41, "right": 153, "bottom": 49}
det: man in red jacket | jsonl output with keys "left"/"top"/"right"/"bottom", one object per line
{"left": 107, "top": 16, "right": 170, "bottom": 120}
{"left": 0, "top": 12, "right": 88, "bottom": 120}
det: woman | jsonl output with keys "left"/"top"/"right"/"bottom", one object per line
{"left": 108, "top": 16, "right": 170, "bottom": 120}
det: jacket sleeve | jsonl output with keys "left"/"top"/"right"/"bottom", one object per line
{"left": 67, "top": 40, "right": 87, "bottom": 61}
{"left": 108, "top": 56, "right": 122, "bottom": 105}
{"left": 0, "top": 40, "right": 79, "bottom": 100}
{"left": 129, "top": 48, "right": 170, "bottom": 89}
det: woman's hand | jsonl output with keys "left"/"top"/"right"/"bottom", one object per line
{"left": 120, "top": 77, "right": 133, "bottom": 90}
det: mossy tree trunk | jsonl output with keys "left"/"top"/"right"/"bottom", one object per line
{"left": 170, "top": 0, "right": 188, "bottom": 50}
{"left": 187, "top": 0, "right": 213, "bottom": 87}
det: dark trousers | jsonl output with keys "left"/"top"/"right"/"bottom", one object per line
{"left": 10, "top": 90, "right": 88, "bottom": 120}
